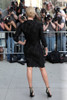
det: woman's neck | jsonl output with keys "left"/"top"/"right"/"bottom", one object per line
{"left": 28, "top": 17, "right": 33, "bottom": 20}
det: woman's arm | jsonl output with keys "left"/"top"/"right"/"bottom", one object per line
{"left": 4, "top": 24, "right": 11, "bottom": 31}
{"left": 0, "top": 22, "right": 5, "bottom": 30}
{"left": 43, "top": 24, "right": 49, "bottom": 31}
{"left": 39, "top": 23, "right": 47, "bottom": 48}
{"left": 58, "top": 12, "right": 66, "bottom": 18}
{"left": 56, "top": 22, "right": 64, "bottom": 29}
{"left": 11, "top": 11, "right": 18, "bottom": 20}
{"left": 10, "top": 21, "right": 17, "bottom": 29}
{"left": 55, "top": 25, "right": 58, "bottom": 31}
{"left": 51, "top": 22, "right": 56, "bottom": 29}
{"left": 44, "top": 47, "right": 48, "bottom": 56}
{"left": 14, "top": 23, "right": 24, "bottom": 42}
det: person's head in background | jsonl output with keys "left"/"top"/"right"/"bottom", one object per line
{"left": 46, "top": 2, "right": 51, "bottom": 11}
{"left": 40, "top": 8, "right": 46, "bottom": 18}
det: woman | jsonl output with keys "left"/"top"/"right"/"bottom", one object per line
{"left": 54, "top": 14, "right": 66, "bottom": 52}
{"left": 4, "top": 16, "right": 16, "bottom": 61}
{"left": 43, "top": 14, "right": 56, "bottom": 51}
{"left": 14, "top": 7, "right": 52, "bottom": 97}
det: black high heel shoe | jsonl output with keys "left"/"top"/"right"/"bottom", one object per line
{"left": 29, "top": 87, "right": 35, "bottom": 97}
{"left": 46, "top": 87, "right": 52, "bottom": 97}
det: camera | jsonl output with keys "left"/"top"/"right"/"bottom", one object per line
{"left": 4, "top": 16, "right": 11, "bottom": 24}
{"left": 53, "top": 15, "right": 62, "bottom": 23}
{"left": 54, "top": 7, "right": 60, "bottom": 14}
{"left": 53, "top": 16, "right": 58, "bottom": 22}
{"left": 21, "top": 16, "right": 25, "bottom": 20}
{"left": 45, "top": 14, "right": 52, "bottom": 22}
{"left": 9, "top": 7, "right": 14, "bottom": 13}
{"left": 20, "top": 14, "right": 26, "bottom": 20}
{"left": 8, "top": 7, "right": 16, "bottom": 21}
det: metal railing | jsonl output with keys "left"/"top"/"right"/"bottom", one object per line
{"left": 43, "top": 31, "right": 67, "bottom": 52}
{"left": 0, "top": 31, "right": 24, "bottom": 55}
{"left": 0, "top": 31, "right": 67, "bottom": 56}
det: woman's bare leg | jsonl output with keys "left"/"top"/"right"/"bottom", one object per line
{"left": 40, "top": 67, "right": 49, "bottom": 87}
{"left": 40, "top": 67, "right": 52, "bottom": 97}
{"left": 27, "top": 67, "right": 34, "bottom": 97}
{"left": 27, "top": 67, "right": 33, "bottom": 88}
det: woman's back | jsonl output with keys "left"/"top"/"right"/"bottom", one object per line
{"left": 22, "top": 20, "right": 41, "bottom": 44}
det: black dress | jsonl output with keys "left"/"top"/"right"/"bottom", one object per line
{"left": 15, "top": 20, "right": 47, "bottom": 67}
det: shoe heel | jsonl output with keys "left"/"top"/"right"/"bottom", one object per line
{"left": 46, "top": 87, "right": 52, "bottom": 97}
{"left": 29, "top": 87, "right": 35, "bottom": 97}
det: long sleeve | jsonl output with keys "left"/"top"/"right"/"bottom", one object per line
{"left": 14, "top": 23, "right": 23, "bottom": 42}
{"left": 39, "top": 23, "right": 47, "bottom": 48}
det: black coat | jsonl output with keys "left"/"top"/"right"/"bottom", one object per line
{"left": 15, "top": 20, "right": 47, "bottom": 67}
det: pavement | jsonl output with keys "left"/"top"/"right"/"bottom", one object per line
{"left": 0, "top": 60, "right": 67, "bottom": 100}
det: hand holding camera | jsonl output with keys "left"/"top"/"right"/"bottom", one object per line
{"left": 54, "top": 21, "right": 58, "bottom": 25}
{"left": 45, "top": 14, "right": 52, "bottom": 25}
{"left": 11, "top": 11, "right": 15, "bottom": 15}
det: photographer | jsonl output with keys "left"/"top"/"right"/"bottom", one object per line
{"left": 0, "top": 11, "right": 4, "bottom": 31}
{"left": 63, "top": 3, "right": 67, "bottom": 31}
{"left": 43, "top": 14, "right": 56, "bottom": 51}
{"left": 43, "top": 1, "right": 54, "bottom": 18}
{"left": 54, "top": 6, "right": 66, "bottom": 23}
{"left": 11, "top": 1, "right": 17, "bottom": 11}
{"left": 40, "top": 8, "right": 46, "bottom": 24}
{"left": 7, "top": 7, "right": 18, "bottom": 22}
{"left": 4, "top": 16, "right": 16, "bottom": 61}
{"left": 0, "top": 11, "right": 5, "bottom": 48}
{"left": 0, "top": 11, "right": 4, "bottom": 61}
{"left": 54, "top": 12, "right": 66, "bottom": 52}
{"left": 34, "top": 8, "right": 46, "bottom": 24}
{"left": 16, "top": 6, "right": 22, "bottom": 16}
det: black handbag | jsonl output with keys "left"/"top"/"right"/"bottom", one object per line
{"left": 46, "top": 51, "right": 64, "bottom": 63}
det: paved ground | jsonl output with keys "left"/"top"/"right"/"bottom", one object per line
{"left": 0, "top": 61, "right": 67, "bottom": 100}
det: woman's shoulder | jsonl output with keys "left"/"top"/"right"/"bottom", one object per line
{"left": 33, "top": 20, "right": 43, "bottom": 27}
{"left": 21, "top": 20, "right": 43, "bottom": 28}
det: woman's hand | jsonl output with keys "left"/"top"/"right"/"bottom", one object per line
{"left": 54, "top": 21, "right": 58, "bottom": 25}
{"left": 18, "top": 40, "right": 26, "bottom": 45}
{"left": 44, "top": 47, "right": 48, "bottom": 56}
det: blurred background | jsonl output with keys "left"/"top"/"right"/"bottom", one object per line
{"left": 0, "top": 0, "right": 67, "bottom": 10}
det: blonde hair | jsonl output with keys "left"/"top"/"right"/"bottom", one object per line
{"left": 26, "top": 7, "right": 36, "bottom": 18}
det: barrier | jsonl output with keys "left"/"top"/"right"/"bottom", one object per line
{"left": 43, "top": 31, "right": 67, "bottom": 52}
{"left": 0, "top": 31, "right": 67, "bottom": 59}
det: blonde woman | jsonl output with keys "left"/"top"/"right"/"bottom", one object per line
{"left": 14, "top": 7, "right": 52, "bottom": 97}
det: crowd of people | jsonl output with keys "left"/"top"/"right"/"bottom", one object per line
{"left": 0, "top": 0, "right": 67, "bottom": 61}
{"left": 0, "top": 1, "right": 67, "bottom": 97}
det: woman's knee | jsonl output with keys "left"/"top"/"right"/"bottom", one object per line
{"left": 40, "top": 67, "right": 45, "bottom": 72}
{"left": 27, "top": 67, "right": 32, "bottom": 71}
